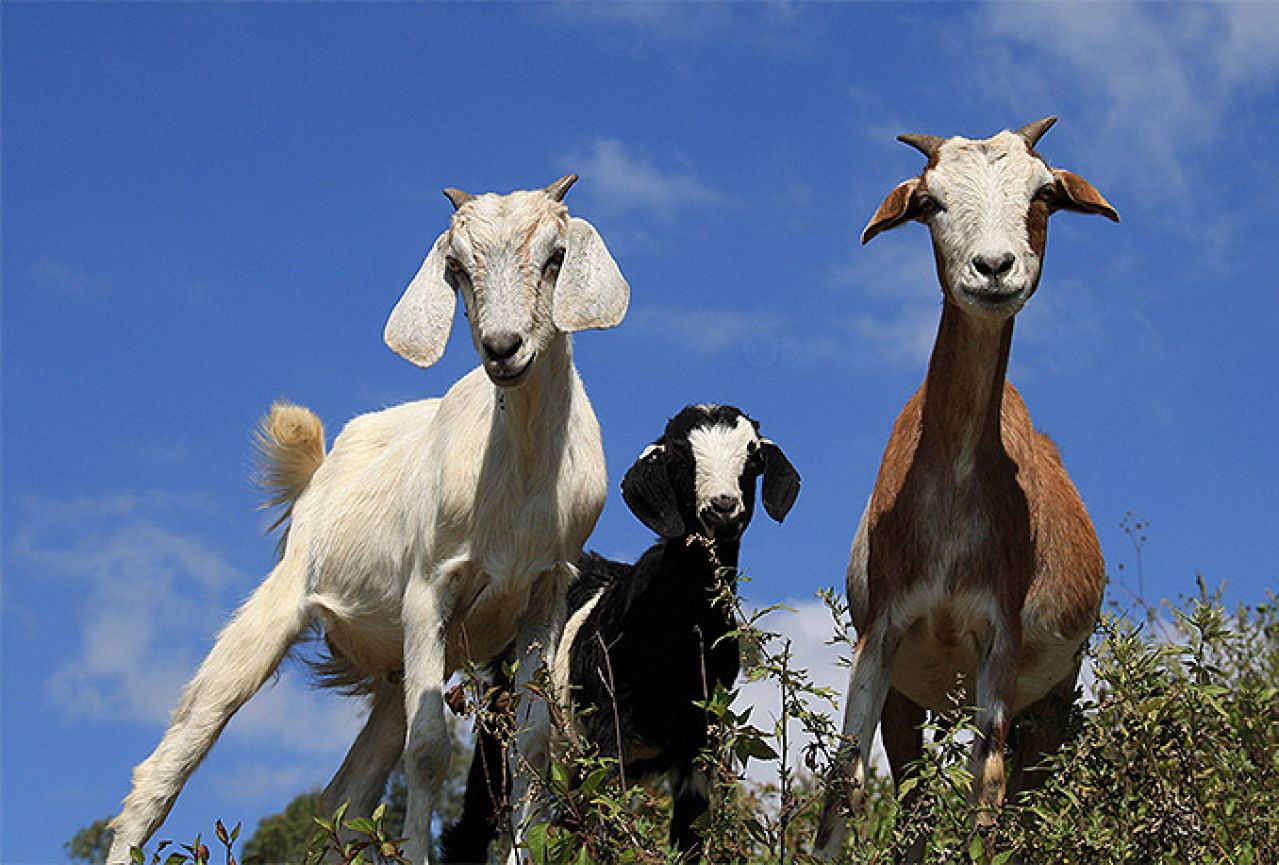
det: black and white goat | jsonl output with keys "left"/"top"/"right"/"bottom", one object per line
{"left": 439, "top": 403, "right": 801, "bottom": 863}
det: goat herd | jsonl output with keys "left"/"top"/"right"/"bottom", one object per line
{"left": 105, "top": 118, "right": 1119, "bottom": 865}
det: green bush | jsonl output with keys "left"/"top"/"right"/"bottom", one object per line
{"left": 87, "top": 579, "right": 1279, "bottom": 865}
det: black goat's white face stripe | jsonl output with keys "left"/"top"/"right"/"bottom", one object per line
{"left": 688, "top": 416, "right": 758, "bottom": 519}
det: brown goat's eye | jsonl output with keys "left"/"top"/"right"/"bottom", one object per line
{"left": 1034, "top": 183, "right": 1059, "bottom": 203}
{"left": 915, "top": 193, "right": 942, "bottom": 217}
{"left": 445, "top": 257, "right": 464, "bottom": 274}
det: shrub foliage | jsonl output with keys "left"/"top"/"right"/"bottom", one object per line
{"left": 81, "top": 579, "right": 1278, "bottom": 864}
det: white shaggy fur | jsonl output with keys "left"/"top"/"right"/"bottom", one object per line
{"left": 107, "top": 176, "right": 629, "bottom": 865}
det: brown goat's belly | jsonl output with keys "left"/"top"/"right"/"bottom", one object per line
{"left": 888, "top": 592, "right": 1085, "bottom": 716}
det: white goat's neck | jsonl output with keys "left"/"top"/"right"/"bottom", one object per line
{"left": 494, "top": 330, "right": 576, "bottom": 450}
{"left": 917, "top": 301, "right": 1014, "bottom": 477}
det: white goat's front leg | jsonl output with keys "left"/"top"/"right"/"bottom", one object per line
{"left": 504, "top": 563, "right": 572, "bottom": 865}
{"left": 321, "top": 682, "right": 407, "bottom": 819}
{"left": 814, "top": 617, "right": 897, "bottom": 861}
{"left": 400, "top": 573, "right": 454, "bottom": 865}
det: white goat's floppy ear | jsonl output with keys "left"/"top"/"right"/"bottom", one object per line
{"left": 621, "top": 444, "right": 685, "bottom": 539}
{"left": 553, "top": 217, "right": 630, "bottom": 333}
{"left": 384, "top": 233, "right": 457, "bottom": 368}
{"left": 862, "top": 178, "right": 921, "bottom": 245}
{"left": 760, "top": 439, "right": 801, "bottom": 523}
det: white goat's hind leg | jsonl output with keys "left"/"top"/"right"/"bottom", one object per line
{"left": 108, "top": 561, "right": 312, "bottom": 865}
{"left": 321, "top": 683, "right": 407, "bottom": 818}
{"left": 400, "top": 576, "right": 452, "bottom": 865}
{"left": 504, "top": 569, "right": 570, "bottom": 865}
{"left": 813, "top": 620, "right": 896, "bottom": 861}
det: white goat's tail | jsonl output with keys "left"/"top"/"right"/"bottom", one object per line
{"left": 252, "top": 400, "right": 325, "bottom": 538}
{"left": 107, "top": 556, "right": 313, "bottom": 863}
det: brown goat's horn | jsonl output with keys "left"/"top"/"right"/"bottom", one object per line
{"left": 545, "top": 174, "right": 579, "bottom": 202}
{"left": 896, "top": 133, "right": 946, "bottom": 158}
{"left": 1016, "top": 116, "right": 1058, "bottom": 148}
{"left": 442, "top": 187, "right": 475, "bottom": 210}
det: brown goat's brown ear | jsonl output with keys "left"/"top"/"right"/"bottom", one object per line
{"left": 861, "top": 178, "right": 921, "bottom": 244}
{"left": 1054, "top": 170, "right": 1119, "bottom": 222}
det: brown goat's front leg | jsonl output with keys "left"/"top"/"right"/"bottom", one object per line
{"left": 970, "top": 625, "right": 1019, "bottom": 846}
{"left": 814, "top": 617, "right": 897, "bottom": 860}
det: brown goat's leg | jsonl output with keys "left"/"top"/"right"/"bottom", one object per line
{"left": 882, "top": 687, "right": 928, "bottom": 864}
{"left": 814, "top": 621, "right": 896, "bottom": 859}
{"left": 1008, "top": 662, "right": 1082, "bottom": 797}
{"left": 970, "top": 631, "right": 1018, "bottom": 837}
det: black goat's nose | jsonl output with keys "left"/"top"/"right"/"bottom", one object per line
{"left": 482, "top": 332, "right": 523, "bottom": 362}
{"left": 973, "top": 252, "right": 1016, "bottom": 278}
{"left": 710, "top": 494, "right": 738, "bottom": 514}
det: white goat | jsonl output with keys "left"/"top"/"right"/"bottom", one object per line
{"left": 814, "top": 119, "right": 1118, "bottom": 859}
{"left": 107, "top": 175, "right": 630, "bottom": 865}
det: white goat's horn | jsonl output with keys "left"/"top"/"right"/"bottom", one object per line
{"left": 896, "top": 133, "right": 946, "bottom": 158}
{"left": 1016, "top": 116, "right": 1058, "bottom": 148}
{"left": 442, "top": 187, "right": 475, "bottom": 210}
{"left": 545, "top": 174, "right": 579, "bottom": 202}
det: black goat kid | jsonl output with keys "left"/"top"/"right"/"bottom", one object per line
{"left": 439, "top": 404, "right": 800, "bottom": 863}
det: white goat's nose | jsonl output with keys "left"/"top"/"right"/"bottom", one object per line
{"left": 973, "top": 252, "right": 1015, "bottom": 278}
{"left": 482, "top": 331, "right": 523, "bottom": 362}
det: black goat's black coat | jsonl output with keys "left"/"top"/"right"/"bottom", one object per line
{"left": 438, "top": 538, "right": 742, "bottom": 864}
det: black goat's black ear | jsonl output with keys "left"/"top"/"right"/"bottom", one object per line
{"left": 760, "top": 440, "right": 801, "bottom": 523}
{"left": 621, "top": 444, "right": 685, "bottom": 539}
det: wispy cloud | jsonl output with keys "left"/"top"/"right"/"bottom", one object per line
{"left": 551, "top": 1, "right": 803, "bottom": 42}
{"left": 26, "top": 256, "right": 111, "bottom": 300}
{"left": 14, "top": 493, "right": 361, "bottom": 757}
{"left": 735, "top": 598, "right": 888, "bottom": 784}
{"left": 978, "top": 1, "right": 1279, "bottom": 198}
{"left": 564, "top": 139, "right": 729, "bottom": 221}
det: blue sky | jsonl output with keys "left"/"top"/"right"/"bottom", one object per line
{"left": 4, "top": 2, "right": 1277, "bottom": 861}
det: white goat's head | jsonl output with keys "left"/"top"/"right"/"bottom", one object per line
{"left": 385, "top": 175, "right": 629, "bottom": 386}
{"left": 862, "top": 117, "right": 1119, "bottom": 320}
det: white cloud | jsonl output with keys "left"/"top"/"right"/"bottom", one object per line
{"left": 14, "top": 492, "right": 360, "bottom": 758}
{"left": 978, "top": 1, "right": 1279, "bottom": 197}
{"left": 564, "top": 139, "right": 728, "bottom": 220}
{"left": 734, "top": 598, "right": 889, "bottom": 785}
{"left": 27, "top": 256, "right": 111, "bottom": 300}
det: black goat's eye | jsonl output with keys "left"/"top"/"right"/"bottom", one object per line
{"left": 445, "top": 257, "right": 464, "bottom": 274}
{"left": 543, "top": 249, "right": 565, "bottom": 275}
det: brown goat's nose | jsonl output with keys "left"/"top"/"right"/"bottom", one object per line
{"left": 483, "top": 332, "right": 523, "bottom": 362}
{"left": 973, "top": 252, "right": 1015, "bottom": 278}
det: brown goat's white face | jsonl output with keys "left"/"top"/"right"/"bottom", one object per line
{"left": 921, "top": 132, "right": 1056, "bottom": 319}
{"left": 385, "top": 176, "right": 629, "bottom": 385}
{"left": 862, "top": 119, "right": 1119, "bottom": 323}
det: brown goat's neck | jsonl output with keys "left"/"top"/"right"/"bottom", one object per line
{"left": 917, "top": 302, "right": 1014, "bottom": 468}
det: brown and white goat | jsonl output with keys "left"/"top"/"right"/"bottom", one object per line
{"left": 814, "top": 118, "right": 1118, "bottom": 858}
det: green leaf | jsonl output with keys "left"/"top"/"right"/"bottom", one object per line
{"left": 992, "top": 852, "right": 1015, "bottom": 865}
{"left": 968, "top": 836, "right": 985, "bottom": 863}
{"left": 130, "top": 847, "right": 146, "bottom": 865}
{"left": 346, "top": 817, "right": 377, "bottom": 836}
